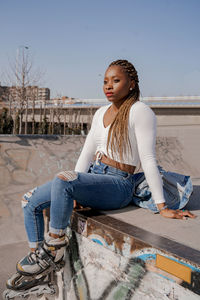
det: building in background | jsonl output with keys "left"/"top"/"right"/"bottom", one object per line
{"left": 0, "top": 84, "right": 50, "bottom": 102}
{"left": 37, "top": 87, "right": 50, "bottom": 101}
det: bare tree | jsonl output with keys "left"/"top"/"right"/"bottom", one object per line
{"left": 5, "top": 47, "right": 44, "bottom": 134}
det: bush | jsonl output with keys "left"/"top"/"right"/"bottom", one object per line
{"left": 38, "top": 116, "right": 49, "bottom": 134}
{"left": 0, "top": 107, "right": 14, "bottom": 134}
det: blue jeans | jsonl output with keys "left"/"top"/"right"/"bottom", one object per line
{"left": 22, "top": 161, "right": 135, "bottom": 248}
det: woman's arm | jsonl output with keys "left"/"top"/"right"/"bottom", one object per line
{"left": 74, "top": 110, "right": 99, "bottom": 173}
{"left": 134, "top": 104, "right": 165, "bottom": 204}
{"left": 133, "top": 103, "right": 195, "bottom": 219}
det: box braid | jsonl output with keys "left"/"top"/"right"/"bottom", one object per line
{"left": 107, "top": 59, "right": 140, "bottom": 161}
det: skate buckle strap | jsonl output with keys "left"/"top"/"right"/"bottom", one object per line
{"left": 39, "top": 247, "right": 62, "bottom": 271}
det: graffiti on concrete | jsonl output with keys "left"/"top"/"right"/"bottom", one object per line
{"left": 69, "top": 211, "right": 200, "bottom": 299}
{"left": 66, "top": 231, "right": 146, "bottom": 300}
{"left": 86, "top": 233, "right": 200, "bottom": 295}
{"left": 63, "top": 231, "right": 200, "bottom": 300}
{"left": 156, "top": 137, "right": 196, "bottom": 176}
{"left": 0, "top": 135, "right": 84, "bottom": 208}
{"left": 0, "top": 136, "right": 84, "bottom": 189}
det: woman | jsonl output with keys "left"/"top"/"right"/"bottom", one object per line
{"left": 7, "top": 59, "right": 195, "bottom": 290}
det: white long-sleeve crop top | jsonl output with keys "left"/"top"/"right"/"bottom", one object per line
{"left": 75, "top": 101, "right": 165, "bottom": 204}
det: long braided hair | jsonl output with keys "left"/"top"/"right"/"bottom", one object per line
{"left": 106, "top": 59, "right": 140, "bottom": 161}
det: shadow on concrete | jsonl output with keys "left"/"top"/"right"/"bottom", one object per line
{"left": 185, "top": 185, "right": 200, "bottom": 211}
{"left": 100, "top": 205, "right": 139, "bottom": 215}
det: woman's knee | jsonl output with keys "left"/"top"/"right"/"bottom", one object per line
{"left": 56, "top": 170, "right": 78, "bottom": 182}
{"left": 51, "top": 170, "right": 79, "bottom": 198}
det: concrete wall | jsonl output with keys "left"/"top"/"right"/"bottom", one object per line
{"left": 0, "top": 135, "right": 84, "bottom": 246}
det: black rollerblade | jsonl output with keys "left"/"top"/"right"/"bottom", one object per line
{"left": 3, "top": 233, "right": 68, "bottom": 299}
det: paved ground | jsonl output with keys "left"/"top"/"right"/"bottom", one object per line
{"left": 0, "top": 242, "right": 28, "bottom": 298}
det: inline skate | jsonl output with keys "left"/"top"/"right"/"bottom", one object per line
{"left": 3, "top": 233, "right": 68, "bottom": 299}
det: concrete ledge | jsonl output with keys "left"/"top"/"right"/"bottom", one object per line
{"left": 72, "top": 209, "right": 200, "bottom": 266}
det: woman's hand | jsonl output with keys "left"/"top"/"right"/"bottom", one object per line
{"left": 160, "top": 208, "right": 196, "bottom": 219}
{"left": 73, "top": 200, "right": 83, "bottom": 210}
{"left": 157, "top": 203, "right": 196, "bottom": 219}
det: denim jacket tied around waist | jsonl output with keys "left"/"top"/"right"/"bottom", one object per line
{"left": 131, "top": 166, "right": 193, "bottom": 213}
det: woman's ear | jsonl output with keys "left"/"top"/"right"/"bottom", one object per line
{"left": 130, "top": 80, "right": 135, "bottom": 90}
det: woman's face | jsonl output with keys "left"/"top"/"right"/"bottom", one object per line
{"left": 103, "top": 65, "right": 134, "bottom": 106}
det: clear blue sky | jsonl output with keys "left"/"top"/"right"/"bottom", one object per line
{"left": 0, "top": 0, "right": 200, "bottom": 98}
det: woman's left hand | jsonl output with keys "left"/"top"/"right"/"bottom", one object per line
{"left": 73, "top": 200, "right": 83, "bottom": 210}
{"left": 159, "top": 208, "right": 196, "bottom": 219}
